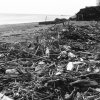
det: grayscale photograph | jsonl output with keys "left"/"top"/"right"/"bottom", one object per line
{"left": 0, "top": 0, "right": 100, "bottom": 100}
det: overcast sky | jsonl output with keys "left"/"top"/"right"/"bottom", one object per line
{"left": 0, "top": 0, "right": 96, "bottom": 15}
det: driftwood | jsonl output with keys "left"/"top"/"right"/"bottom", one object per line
{"left": 0, "top": 21, "right": 100, "bottom": 100}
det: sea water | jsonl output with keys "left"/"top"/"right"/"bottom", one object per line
{"left": 0, "top": 14, "right": 70, "bottom": 25}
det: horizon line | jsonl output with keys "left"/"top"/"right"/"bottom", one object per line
{"left": 0, "top": 13, "right": 72, "bottom": 16}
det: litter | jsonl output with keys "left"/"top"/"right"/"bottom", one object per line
{"left": 0, "top": 20, "right": 100, "bottom": 100}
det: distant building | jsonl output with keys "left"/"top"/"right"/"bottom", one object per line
{"left": 69, "top": 0, "right": 100, "bottom": 21}
{"left": 97, "top": 0, "right": 100, "bottom": 6}
{"left": 76, "top": 6, "right": 100, "bottom": 21}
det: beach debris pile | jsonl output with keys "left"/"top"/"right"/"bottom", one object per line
{"left": 0, "top": 22, "right": 100, "bottom": 100}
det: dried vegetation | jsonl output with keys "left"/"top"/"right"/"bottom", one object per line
{"left": 0, "top": 21, "right": 100, "bottom": 100}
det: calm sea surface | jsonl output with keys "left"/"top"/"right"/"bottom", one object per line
{"left": 0, "top": 14, "right": 70, "bottom": 25}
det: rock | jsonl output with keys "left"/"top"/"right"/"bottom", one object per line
{"left": 38, "top": 61, "right": 45, "bottom": 65}
{"left": 66, "top": 62, "right": 74, "bottom": 71}
{"left": 68, "top": 52, "right": 76, "bottom": 58}
{"left": 66, "top": 61, "right": 84, "bottom": 71}
{"left": 6, "top": 69, "right": 19, "bottom": 75}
